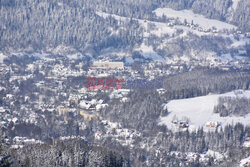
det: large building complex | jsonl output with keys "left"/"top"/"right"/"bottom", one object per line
{"left": 92, "top": 61, "right": 124, "bottom": 69}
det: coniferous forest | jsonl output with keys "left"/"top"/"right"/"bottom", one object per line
{"left": 0, "top": 0, "right": 250, "bottom": 166}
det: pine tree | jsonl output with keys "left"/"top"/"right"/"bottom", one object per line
{"left": 0, "top": 131, "right": 11, "bottom": 167}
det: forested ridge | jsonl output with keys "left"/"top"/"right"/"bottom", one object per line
{"left": 0, "top": 0, "right": 250, "bottom": 166}
{"left": 162, "top": 68, "right": 250, "bottom": 98}
{"left": 0, "top": 0, "right": 249, "bottom": 52}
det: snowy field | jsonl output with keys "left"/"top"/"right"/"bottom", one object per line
{"left": 159, "top": 90, "right": 250, "bottom": 132}
{"left": 153, "top": 8, "right": 237, "bottom": 31}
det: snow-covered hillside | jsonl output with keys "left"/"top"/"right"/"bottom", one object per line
{"left": 159, "top": 90, "right": 250, "bottom": 131}
{"left": 96, "top": 10, "right": 249, "bottom": 67}
{"left": 154, "top": 8, "right": 237, "bottom": 31}
{"left": 96, "top": 11, "right": 177, "bottom": 37}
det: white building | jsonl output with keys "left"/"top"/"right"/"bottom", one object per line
{"left": 92, "top": 61, "right": 124, "bottom": 69}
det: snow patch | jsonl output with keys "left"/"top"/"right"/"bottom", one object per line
{"left": 0, "top": 53, "right": 7, "bottom": 63}
{"left": 205, "top": 149, "right": 224, "bottom": 160}
{"left": 239, "top": 156, "right": 250, "bottom": 167}
{"left": 135, "top": 43, "right": 163, "bottom": 61}
{"left": 243, "top": 140, "right": 250, "bottom": 148}
{"left": 231, "top": 37, "right": 249, "bottom": 48}
{"left": 232, "top": 0, "right": 240, "bottom": 11}
{"left": 220, "top": 53, "right": 233, "bottom": 62}
{"left": 125, "top": 57, "right": 134, "bottom": 64}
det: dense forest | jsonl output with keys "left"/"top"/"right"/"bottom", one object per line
{"left": 162, "top": 68, "right": 250, "bottom": 99}
{"left": 0, "top": 0, "right": 249, "bottom": 52}
{"left": 9, "top": 139, "right": 128, "bottom": 167}
{"left": 214, "top": 96, "right": 250, "bottom": 117}
{"left": 127, "top": 68, "right": 250, "bottom": 99}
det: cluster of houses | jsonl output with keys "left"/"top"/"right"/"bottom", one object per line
{"left": 163, "top": 14, "right": 250, "bottom": 37}
{"left": 94, "top": 120, "right": 141, "bottom": 147}
{"left": 171, "top": 116, "right": 219, "bottom": 130}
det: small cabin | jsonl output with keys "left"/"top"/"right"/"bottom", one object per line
{"left": 179, "top": 121, "right": 189, "bottom": 128}
{"left": 206, "top": 121, "right": 218, "bottom": 128}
